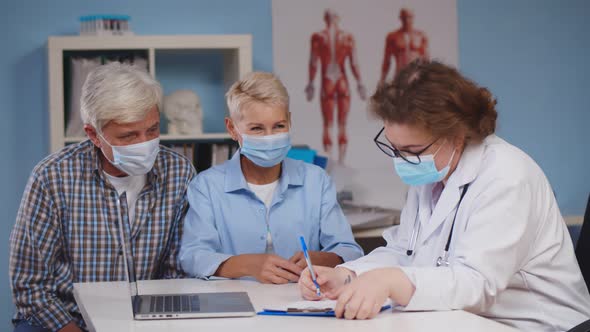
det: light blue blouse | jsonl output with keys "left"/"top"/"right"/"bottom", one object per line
{"left": 179, "top": 152, "right": 364, "bottom": 278}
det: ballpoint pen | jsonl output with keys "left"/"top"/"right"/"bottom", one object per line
{"left": 299, "top": 236, "right": 321, "bottom": 297}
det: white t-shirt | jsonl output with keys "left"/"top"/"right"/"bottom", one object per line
{"left": 248, "top": 180, "right": 279, "bottom": 254}
{"left": 104, "top": 172, "right": 147, "bottom": 225}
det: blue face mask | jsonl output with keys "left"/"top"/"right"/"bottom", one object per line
{"left": 393, "top": 142, "right": 455, "bottom": 186}
{"left": 99, "top": 133, "right": 160, "bottom": 176}
{"left": 239, "top": 132, "right": 292, "bottom": 168}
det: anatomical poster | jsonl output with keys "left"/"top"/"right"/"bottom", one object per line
{"left": 272, "top": 0, "right": 458, "bottom": 209}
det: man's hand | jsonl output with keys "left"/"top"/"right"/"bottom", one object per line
{"left": 289, "top": 251, "right": 343, "bottom": 269}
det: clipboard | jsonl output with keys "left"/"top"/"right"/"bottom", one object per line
{"left": 257, "top": 309, "right": 338, "bottom": 317}
{"left": 258, "top": 303, "right": 392, "bottom": 317}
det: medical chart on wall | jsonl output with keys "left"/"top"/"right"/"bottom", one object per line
{"left": 272, "top": 0, "right": 458, "bottom": 209}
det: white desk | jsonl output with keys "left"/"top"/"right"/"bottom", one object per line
{"left": 74, "top": 279, "right": 518, "bottom": 332}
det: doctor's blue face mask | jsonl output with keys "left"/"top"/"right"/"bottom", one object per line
{"left": 235, "top": 126, "right": 292, "bottom": 168}
{"left": 393, "top": 141, "right": 455, "bottom": 186}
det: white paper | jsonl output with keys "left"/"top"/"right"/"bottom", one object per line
{"left": 264, "top": 300, "right": 337, "bottom": 312}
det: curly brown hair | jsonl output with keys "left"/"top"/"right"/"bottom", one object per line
{"left": 369, "top": 60, "right": 497, "bottom": 143}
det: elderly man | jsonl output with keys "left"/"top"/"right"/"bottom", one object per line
{"left": 9, "top": 63, "right": 195, "bottom": 332}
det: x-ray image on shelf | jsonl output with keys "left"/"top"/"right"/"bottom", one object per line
{"left": 65, "top": 54, "right": 148, "bottom": 137}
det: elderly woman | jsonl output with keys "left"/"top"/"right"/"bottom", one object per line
{"left": 180, "top": 72, "right": 363, "bottom": 284}
{"left": 298, "top": 60, "right": 590, "bottom": 331}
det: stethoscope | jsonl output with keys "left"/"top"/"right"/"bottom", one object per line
{"left": 406, "top": 184, "right": 470, "bottom": 267}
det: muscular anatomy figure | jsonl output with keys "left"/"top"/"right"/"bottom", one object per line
{"left": 380, "top": 8, "right": 429, "bottom": 84}
{"left": 305, "top": 9, "right": 367, "bottom": 164}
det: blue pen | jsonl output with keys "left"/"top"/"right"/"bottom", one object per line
{"left": 299, "top": 236, "right": 321, "bottom": 297}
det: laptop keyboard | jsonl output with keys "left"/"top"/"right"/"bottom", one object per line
{"left": 150, "top": 295, "right": 200, "bottom": 313}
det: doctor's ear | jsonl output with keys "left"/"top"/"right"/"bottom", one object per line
{"left": 452, "top": 133, "right": 467, "bottom": 151}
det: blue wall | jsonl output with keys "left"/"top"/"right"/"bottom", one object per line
{"left": 0, "top": 0, "right": 588, "bottom": 330}
{"left": 458, "top": 0, "right": 590, "bottom": 216}
{"left": 0, "top": 0, "right": 272, "bottom": 329}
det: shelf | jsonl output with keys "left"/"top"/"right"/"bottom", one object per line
{"left": 48, "top": 34, "right": 252, "bottom": 153}
{"left": 47, "top": 35, "right": 253, "bottom": 51}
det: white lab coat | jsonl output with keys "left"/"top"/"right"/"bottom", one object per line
{"left": 341, "top": 135, "right": 590, "bottom": 332}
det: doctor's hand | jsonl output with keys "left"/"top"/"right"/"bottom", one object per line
{"left": 334, "top": 268, "right": 415, "bottom": 320}
{"left": 298, "top": 266, "right": 355, "bottom": 300}
{"left": 247, "top": 254, "right": 303, "bottom": 284}
{"left": 289, "top": 251, "right": 343, "bottom": 269}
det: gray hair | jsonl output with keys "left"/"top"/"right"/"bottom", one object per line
{"left": 225, "top": 71, "right": 289, "bottom": 122}
{"left": 80, "top": 62, "right": 162, "bottom": 132}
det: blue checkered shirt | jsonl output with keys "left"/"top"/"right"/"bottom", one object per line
{"left": 9, "top": 140, "right": 195, "bottom": 331}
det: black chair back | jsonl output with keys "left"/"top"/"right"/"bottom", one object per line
{"left": 575, "top": 194, "right": 590, "bottom": 291}
{"left": 568, "top": 319, "right": 590, "bottom": 332}
{"left": 567, "top": 194, "right": 590, "bottom": 332}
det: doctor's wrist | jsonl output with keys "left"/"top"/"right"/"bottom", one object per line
{"left": 386, "top": 268, "right": 415, "bottom": 307}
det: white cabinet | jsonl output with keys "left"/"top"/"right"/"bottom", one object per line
{"left": 47, "top": 34, "right": 252, "bottom": 153}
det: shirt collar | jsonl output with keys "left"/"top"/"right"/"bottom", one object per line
{"left": 224, "top": 151, "right": 304, "bottom": 193}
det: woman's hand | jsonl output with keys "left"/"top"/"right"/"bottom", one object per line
{"left": 298, "top": 266, "right": 355, "bottom": 300}
{"left": 334, "top": 268, "right": 415, "bottom": 320}
{"left": 58, "top": 322, "right": 82, "bottom": 332}
{"left": 289, "top": 251, "right": 343, "bottom": 268}
{"left": 216, "top": 254, "right": 303, "bottom": 284}
{"left": 249, "top": 254, "right": 303, "bottom": 284}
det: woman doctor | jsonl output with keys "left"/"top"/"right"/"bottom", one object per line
{"left": 298, "top": 60, "right": 590, "bottom": 331}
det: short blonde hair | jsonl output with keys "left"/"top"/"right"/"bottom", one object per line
{"left": 225, "top": 72, "right": 289, "bottom": 121}
{"left": 80, "top": 62, "right": 162, "bottom": 132}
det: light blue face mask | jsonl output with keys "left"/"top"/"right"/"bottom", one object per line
{"left": 239, "top": 131, "right": 292, "bottom": 168}
{"left": 393, "top": 142, "right": 455, "bottom": 186}
{"left": 99, "top": 133, "right": 160, "bottom": 176}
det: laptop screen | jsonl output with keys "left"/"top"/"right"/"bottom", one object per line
{"left": 114, "top": 193, "right": 139, "bottom": 305}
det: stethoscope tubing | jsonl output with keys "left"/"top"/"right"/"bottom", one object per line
{"left": 406, "top": 184, "right": 470, "bottom": 267}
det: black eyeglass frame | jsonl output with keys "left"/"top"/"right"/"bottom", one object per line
{"left": 373, "top": 127, "right": 438, "bottom": 165}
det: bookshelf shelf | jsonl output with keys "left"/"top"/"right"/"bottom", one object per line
{"left": 48, "top": 34, "right": 252, "bottom": 153}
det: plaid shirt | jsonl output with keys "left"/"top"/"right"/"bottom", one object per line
{"left": 9, "top": 140, "right": 195, "bottom": 331}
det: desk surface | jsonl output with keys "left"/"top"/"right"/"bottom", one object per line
{"left": 74, "top": 279, "right": 518, "bottom": 332}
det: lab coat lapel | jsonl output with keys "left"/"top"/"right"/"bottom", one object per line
{"left": 418, "top": 185, "right": 460, "bottom": 244}
{"left": 416, "top": 138, "right": 486, "bottom": 245}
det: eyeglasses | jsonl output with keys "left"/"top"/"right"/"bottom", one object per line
{"left": 373, "top": 127, "right": 438, "bottom": 165}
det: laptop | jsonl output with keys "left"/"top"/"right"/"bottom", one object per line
{"left": 131, "top": 290, "right": 256, "bottom": 320}
{"left": 115, "top": 198, "right": 256, "bottom": 320}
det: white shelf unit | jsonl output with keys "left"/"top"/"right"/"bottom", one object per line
{"left": 47, "top": 34, "right": 253, "bottom": 152}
